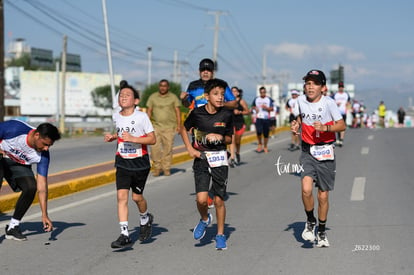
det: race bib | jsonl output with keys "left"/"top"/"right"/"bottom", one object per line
{"left": 204, "top": 150, "right": 228, "bottom": 168}
{"left": 310, "top": 144, "right": 335, "bottom": 161}
{"left": 117, "top": 141, "right": 143, "bottom": 159}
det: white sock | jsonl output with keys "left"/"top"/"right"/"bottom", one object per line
{"left": 120, "top": 221, "right": 129, "bottom": 236}
{"left": 140, "top": 211, "right": 149, "bottom": 225}
{"left": 8, "top": 218, "right": 20, "bottom": 229}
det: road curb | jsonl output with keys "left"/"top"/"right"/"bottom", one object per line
{"left": 0, "top": 127, "right": 289, "bottom": 213}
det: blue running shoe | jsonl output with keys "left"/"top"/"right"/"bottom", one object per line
{"left": 193, "top": 213, "right": 212, "bottom": 240}
{"left": 215, "top": 234, "right": 227, "bottom": 250}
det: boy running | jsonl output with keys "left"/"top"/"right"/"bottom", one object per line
{"left": 180, "top": 79, "right": 233, "bottom": 250}
{"left": 291, "top": 70, "right": 346, "bottom": 247}
{"left": 104, "top": 80, "right": 156, "bottom": 248}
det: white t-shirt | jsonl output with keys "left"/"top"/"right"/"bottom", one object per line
{"left": 334, "top": 92, "right": 349, "bottom": 115}
{"left": 252, "top": 96, "right": 273, "bottom": 119}
{"left": 293, "top": 95, "right": 343, "bottom": 145}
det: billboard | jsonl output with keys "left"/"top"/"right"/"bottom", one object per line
{"left": 20, "top": 70, "right": 122, "bottom": 116}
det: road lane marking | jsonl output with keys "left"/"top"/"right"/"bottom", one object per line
{"left": 351, "top": 177, "right": 366, "bottom": 201}
{"left": 361, "top": 147, "right": 369, "bottom": 155}
{"left": 367, "top": 135, "right": 374, "bottom": 140}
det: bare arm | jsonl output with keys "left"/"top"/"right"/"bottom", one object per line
{"left": 223, "top": 99, "right": 237, "bottom": 109}
{"left": 236, "top": 99, "right": 250, "bottom": 115}
{"left": 291, "top": 116, "right": 302, "bottom": 136}
{"left": 180, "top": 126, "right": 201, "bottom": 158}
{"left": 180, "top": 92, "right": 191, "bottom": 108}
{"left": 37, "top": 174, "right": 53, "bottom": 231}
{"left": 121, "top": 131, "right": 156, "bottom": 145}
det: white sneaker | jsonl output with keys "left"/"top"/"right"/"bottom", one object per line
{"left": 316, "top": 231, "right": 330, "bottom": 247}
{"left": 301, "top": 221, "right": 316, "bottom": 242}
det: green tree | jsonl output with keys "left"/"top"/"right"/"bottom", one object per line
{"left": 6, "top": 53, "right": 40, "bottom": 70}
{"left": 91, "top": 84, "right": 119, "bottom": 109}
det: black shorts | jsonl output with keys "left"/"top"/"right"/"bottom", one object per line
{"left": 115, "top": 167, "right": 150, "bottom": 194}
{"left": 255, "top": 118, "right": 271, "bottom": 138}
{"left": 289, "top": 113, "right": 296, "bottom": 123}
{"left": 300, "top": 151, "right": 336, "bottom": 191}
{"left": 192, "top": 158, "right": 228, "bottom": 200}
{"left": 1, "top": 158, "right": 35, "bottom": 192}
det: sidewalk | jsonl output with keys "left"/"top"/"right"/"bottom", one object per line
{"left": 0, "top": 128, "right": 289, "bottom": 213}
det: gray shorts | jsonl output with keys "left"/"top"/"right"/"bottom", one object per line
{"left": 300, "top": 152, "right": 336, "bottom": 191}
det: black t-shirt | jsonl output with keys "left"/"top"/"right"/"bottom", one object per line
{"left": 184, "top": 105, "right": 233, "bottom": 151}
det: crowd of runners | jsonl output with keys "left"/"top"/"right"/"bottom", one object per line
{"left": 3, "top": 59, "right": 401, "bottom": 251}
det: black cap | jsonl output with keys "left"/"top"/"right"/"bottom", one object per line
{"left": 199, "top": 58, "right": 215, "bottom": 72}
{"left": 338, "top": 81, "right": 344, "bottom": 88}
{"left": 302, "top": 69, "right": 326, "bottom": 85}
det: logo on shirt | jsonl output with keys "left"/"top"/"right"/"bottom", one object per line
{"left": 214, "top": 122, "right": 226, "bottom": 127}
{"left": 302, "top": 113, "right": 322, "bottom": 121}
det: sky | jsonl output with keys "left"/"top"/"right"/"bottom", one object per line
{"left": 4, "top": 0, "right": 414, "bottom": 113}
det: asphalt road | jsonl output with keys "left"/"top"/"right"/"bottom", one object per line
{"left": 0, "top": 128, "right": 413, "bottom": 274}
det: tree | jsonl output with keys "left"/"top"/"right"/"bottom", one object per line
{"left": 91, "top": 84, "right": 119, "bottom": 109}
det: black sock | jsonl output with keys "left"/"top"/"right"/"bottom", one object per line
{"left": 305, "top": 209, "right": 316, "bottom": 223}
{"left": 318, "top": 219, "right": 326, "bottom": 232}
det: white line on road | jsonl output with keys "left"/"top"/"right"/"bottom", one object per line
{"left": 361, "top": 147, "right": 369, "bottom": 155}
{"left": 0, "top": 191, "right": 116, "bottom": 228}
{"left": 367, "top": 135, "right": 374, "bottom": 140}
{"left": 351, "top": 177, "right": 366, "bottom": 201}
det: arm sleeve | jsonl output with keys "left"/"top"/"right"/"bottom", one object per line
{"left": 183, "top": 111, "right": 195, "bottom": 131}
{"left": 224, "top": 86, "right": 236, "bottom": 102}
{"left": 37, "top": 151, "right": 50, "bottom": 177}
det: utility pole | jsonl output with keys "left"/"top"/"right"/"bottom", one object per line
{"left": 0, "top": 0, "right": 5, "bottom": 122}
{"left": 262, "top": 49, "right": 267, "bottom": 85}
{"left": 102, "top": 0, "right": 116, "bottom": 105}
{"left": 59, "top": 35, "right": 67, "bottom": 134}
{"left": 208, "top": 10, "right": 226, "bottom": 69}
{"left": 173, "top": 50, "right": 178, "bottom": 83}
{"left": 147, "top": 46, "right": 152, "bottom": 86}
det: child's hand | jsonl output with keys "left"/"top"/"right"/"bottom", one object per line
{"left": 121, "top": 131, "right": 134, "bottom": 142}
{"left": 104, "top": 133, "right": 116, "bottom": 142}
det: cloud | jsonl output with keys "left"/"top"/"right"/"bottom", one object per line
{"left": 266, "top": 42, "right": 365, "bottom": 61}
{"left": 392, "top": 51, "right": 414, "bottom": 59}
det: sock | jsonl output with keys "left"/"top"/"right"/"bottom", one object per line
{"left": 305, "top": 209, "right": 316, "bottom": 224}
{"left": 8, "top": 218, "right": 20, "bottom": 229}
{"left": 120, "top": 221, "right": 129, "bottom": 236}
{"left": 318, "top": 219, "right": 326, "bottom": 232}
{"left": 140, "top": 211, "right": 149, "bottom": 225}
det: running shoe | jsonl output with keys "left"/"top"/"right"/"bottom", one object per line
{"left": 111, "top": 234, "right": 131, "bottom": 248}
{"left": 236, "top": 153, "right": 240, "bottom": 164}
{"left": 5, "top": 225, "right": 27, "bottom": 241}
{"left": 215, "top": 234, "right": 227, "bottom": 250}
{"left": 139, "top": 213, "right": 154, "bottom": 241}
{"left": 229, "top": 159, "right": 235, "bottom": 168}
{"left": 208, "top": 195, "right": 215, "bottom": 209}
{"left": 288, "top": 143, "right": 295, "bottom": 151}
{"left": 193, "top": 213, "right": 212, "bottom": 240}
{"left": 301, "top": 221, "right": 316, "bottom": 242}
{"left": 316, "top": 231, "right": 330, "bottom": 247}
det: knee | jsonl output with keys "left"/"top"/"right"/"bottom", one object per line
{"left": 302, "top": 188, "right": 312, "bottom": 198}
{"left": 318, "top": 191, "right": 329, "bottom": 203}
